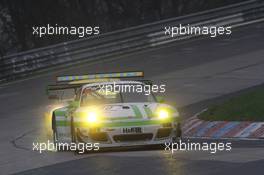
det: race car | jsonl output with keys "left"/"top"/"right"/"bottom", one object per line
{"left": 46, "top": 71, "right": 182, "bottom": 150}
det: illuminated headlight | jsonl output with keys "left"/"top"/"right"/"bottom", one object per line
{"left": 158, "top": 109, "right": 169, "bottom": 120}
{"left": 86, "top": 111, "right": 98, "bottom": 123}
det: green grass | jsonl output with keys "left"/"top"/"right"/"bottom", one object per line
{"left": 198, "top": 87, "right": 264, "bottom": 121}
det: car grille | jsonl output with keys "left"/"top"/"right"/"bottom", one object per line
{"left": 113, "top": 133, "right": 153, "bottom": 142}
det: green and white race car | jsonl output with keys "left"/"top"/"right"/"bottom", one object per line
{"left": 47, "top": 72, "right": 181, "bottom": 150}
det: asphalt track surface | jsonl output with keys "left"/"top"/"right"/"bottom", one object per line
{"left": 0, "top": 22, "right": 264, "bottom": 175}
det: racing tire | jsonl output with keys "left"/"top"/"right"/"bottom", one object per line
{"left": 52, "top": 114, "right": 62, "bottom": 152}
{"left": 53, "top": 130, "right": 63, "bottom": 152}
{"left": 70, "top": 116, "right": 83, "bottom": 155}
{"left": 52, "top": 114, "right": 71, "bottom": 152}
{"left": 176, "top": 123, "right": 182, "bottom": 138}
{"left": 172, "top": 123, "right": 182, "bottom": 142}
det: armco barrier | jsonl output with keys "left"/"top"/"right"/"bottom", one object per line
{"left": 1, "top": 0, "right": 264, "bottom": 83}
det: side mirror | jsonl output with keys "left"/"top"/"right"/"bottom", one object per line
{"left": 48, "top": 95, "right": 60, "bottom": 100}
{"left": 156, "top": 96, "right": 165, "bottom": 103}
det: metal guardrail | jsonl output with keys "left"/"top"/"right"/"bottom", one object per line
{"left": 1, "top": 0, "right": 264, "bottom": 83}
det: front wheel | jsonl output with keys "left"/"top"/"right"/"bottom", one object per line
{"left": 172, "top": 123, "right": 182, "bottom": 142}
{"left": 175, "top": 123, "right": 182, "bottom": 138}
{"left": 52, "top": 130, "right": 62, "bottom": 151}
{"left": 70, "top": 117, "right": 82, "bottom": 154}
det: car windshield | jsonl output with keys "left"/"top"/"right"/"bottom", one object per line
{"left": 80, "top": 84, "right": 155, "bottom": 106}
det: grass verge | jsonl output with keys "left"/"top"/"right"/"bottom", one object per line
{"left": 198, "top": 87, "right": 264, "bottom": 121}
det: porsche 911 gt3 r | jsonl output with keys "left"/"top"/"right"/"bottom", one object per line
{"left": 47, "top": 72, "right": 182, "bottom": 150}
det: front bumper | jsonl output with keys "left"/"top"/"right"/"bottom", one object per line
{"left": 75, "top": 123, "right": 178, "bottom": 148}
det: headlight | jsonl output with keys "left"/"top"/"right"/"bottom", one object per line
{"left": 158, "top": 109, "right": 169, "bottom": 120}
{"left": 86, "top": 111, "right": 97, "bottom": 123}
